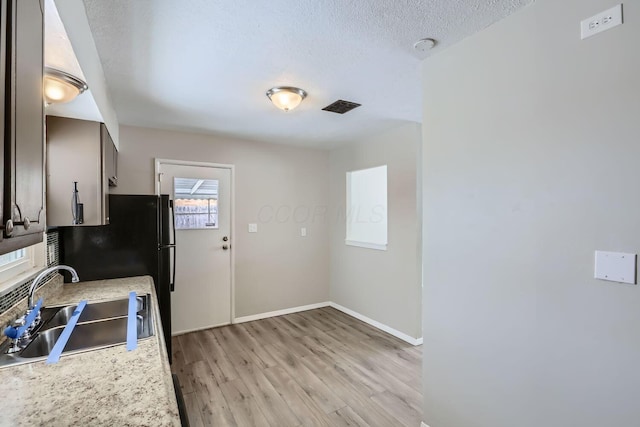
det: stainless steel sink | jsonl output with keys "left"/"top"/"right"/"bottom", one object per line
{"left": 20, "top": 316, "right": 150, "bottom": 358}
{"left": 0, "top": 294, "right": 154, "bottom": 367}
{"left": 40, "top": 296, "right": 146, "bottom": 330}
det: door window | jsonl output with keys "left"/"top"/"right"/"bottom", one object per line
{"left": 173, "top": 177, "right": 219, "bottom": 229}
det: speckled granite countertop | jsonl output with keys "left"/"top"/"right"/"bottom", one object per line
{"left": 0, "top": 276, "right": 180, "bottom": 426}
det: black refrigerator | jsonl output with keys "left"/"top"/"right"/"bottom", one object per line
{"left": 58, "top": 194, "right": 176, "bottom": 360}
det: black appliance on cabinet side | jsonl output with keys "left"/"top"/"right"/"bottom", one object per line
{"left": 59, "top": 194, "right": 176, "bottom": 361}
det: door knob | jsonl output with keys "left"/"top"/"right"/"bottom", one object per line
{"left": 222, "top": 236, "right": 229, "bottom": 241}
{"left": 222, "top": 244, "right": 229, "bottom": 250}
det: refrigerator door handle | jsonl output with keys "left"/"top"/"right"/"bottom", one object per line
{"left": 169, "top": 245, "right": 176, "bottom": 292}
{"left": 170, "top": 200, "right": 177, "bottom": 291}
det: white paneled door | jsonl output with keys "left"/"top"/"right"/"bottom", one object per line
{"left": 157, "top": 160, "right": 232, "bottom": 334}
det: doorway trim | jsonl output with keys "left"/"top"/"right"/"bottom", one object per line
{"left": 154, "top": 158, "right": 236, "bottom": 324}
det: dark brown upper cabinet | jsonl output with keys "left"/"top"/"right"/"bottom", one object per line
{"left": 0, "top": 0, "right": 45, "bottom": 255}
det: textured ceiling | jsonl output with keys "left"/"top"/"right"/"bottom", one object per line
{"left": 82, "top": 0, "right": 532, "bottom": 149}
{"left": 44, "top": 0, "right": 102, "bottom": 122}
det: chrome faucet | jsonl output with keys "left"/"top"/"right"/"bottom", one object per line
{"left": 3, "top": 266, "right": 80, "bottom": 352}
{"left": 28, "top": 265, "right": 80, "bottom": 310}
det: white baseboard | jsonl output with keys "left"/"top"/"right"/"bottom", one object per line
{"left": 172, "top": 321, "right": 231, "bottom": 336}
{"left": 328, "top": 302, "right": 423, "bottom": 346}
{"left": 187, "top": 300, "right": 422, "bottom": 347}
{"left": 421, "top": 423, "right": 431, "bottom": 427}
{"left": 233, "top": 301, "right": 331, "bottom": 324}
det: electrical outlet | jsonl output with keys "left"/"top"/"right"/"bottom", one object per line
{"left": 47, "top": 244, "right": 55, "bottom": 265}
{"left": 248, "top": 223, "right": 258, "bottom": 233}
{"left": 581, "top": 4, "right": 623, "bottom": 40}
{"left": 301, "top": 227, "right": 307, "bottom": 237}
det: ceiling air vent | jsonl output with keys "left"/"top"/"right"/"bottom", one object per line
{"left": 322, "top": 99, "right": 361, "bottom": 114}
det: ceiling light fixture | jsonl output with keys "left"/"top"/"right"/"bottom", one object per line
{"left": 266, "top": 86, "right": 307, "bottom": 112}
{"left": 44, "top": 67, "right": 88, "bottom": 105}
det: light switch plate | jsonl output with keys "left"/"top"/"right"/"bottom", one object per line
{"left": 594, "top": 251, "right": 636, "bottom": 284}
{"left": 581, "top": 4, "right": 623, "bottom": 40}
{"left": 301, "top": 227, "right": 307, "bottom": 237}
{"left": 248, "top": 223, "right": 258, "bottom": 233}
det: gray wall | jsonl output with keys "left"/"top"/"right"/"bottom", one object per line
{"left": 421, "top": 1, "right": 640, "bottom": 426}
{"left": 46, "top": 117, "right": 104, "bottom": 227}
{"left": 114, "top": 125, "right": 330, "bottom": 317}
{"left": 330, "top": 122, "right": 422, "bottom": 339}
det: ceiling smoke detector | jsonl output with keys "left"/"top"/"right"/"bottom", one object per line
{"left": 413, "top": 38, "right": 437, "bottom": 52}
{"left": 322, "top": 100, "right": 361, "bottom": 114}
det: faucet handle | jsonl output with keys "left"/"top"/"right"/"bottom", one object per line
{"left": 3, "top": 325, "right": 19, "bottom": 340}
{"left": 5, "top": 298, "right": 43, "bottom": 341}
{"left": 4, "top": 319, "right": 31, "bottom": 353}
{"left": 3, "top": 313, "right": 28, "bottom": 339}
{"left": 12, "top": 318, "right": 26, "bottom": 328}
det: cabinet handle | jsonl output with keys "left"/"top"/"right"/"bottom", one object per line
{"left": 11, "top": 219, "right": 33, "bottom": 230}
{"left": 10, "top": 205, "right": 41, "bottom": 230}
{"left": 4, "top": 220, "right": 14, "bottom": 237}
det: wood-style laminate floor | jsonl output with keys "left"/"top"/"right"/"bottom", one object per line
{"left": 171, "top": 307, "right": 422, "bottom": 427}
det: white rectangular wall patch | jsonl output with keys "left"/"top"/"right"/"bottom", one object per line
{"left": 594, "top": 251, "right": 636, "bottom": 284}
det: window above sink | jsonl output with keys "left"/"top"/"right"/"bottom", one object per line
{"left": 0, "top": 241, "right": 46, "bottom": 295}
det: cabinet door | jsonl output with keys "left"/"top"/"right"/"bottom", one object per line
{"left": 5, "top": 0, "right": 44, "bottom": 238}
{"left": 0, "top": 0, "right": 8, "bottom": 244}
{"left": 102, "top": 124, "right": 117, "bottom": 187}
{"left": 112, "top": 142, "right": 118, "bottom": 187}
